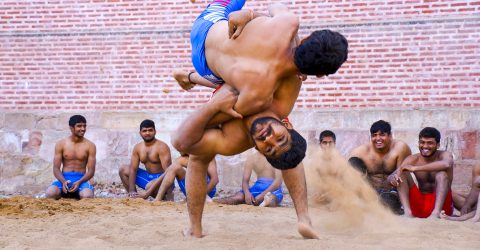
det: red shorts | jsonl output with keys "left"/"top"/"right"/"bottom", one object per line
{"left": 409, "top": 185, "right": 453, "bottom": 218}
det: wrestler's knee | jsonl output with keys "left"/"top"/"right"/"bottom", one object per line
{"left": 45, "top": 186, "right": 60, "bottom": 199}
{"left": 79, "top": 189, "right": 94, "bottom": 199}
{"left": 473, "top": 176, "right": 480, "bottom": 188}
{"left": 118, "top": 164, "right": 129, "bottom": 176}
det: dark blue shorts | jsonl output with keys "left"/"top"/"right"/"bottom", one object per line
{"left": 51, "top": 172, "right": 94, "bottom": 194}
{"left": 177, "top": 177, "right": 217, "bottom": 198}
{"left": 135, "top": 168, "right": 164, "bottom": 190}
{"left": 190, "top": 0, "right": 245, "bottom": 84}
{"left": 241, "top": 178, "right": 284, "bottom": 203}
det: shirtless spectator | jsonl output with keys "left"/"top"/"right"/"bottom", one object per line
{"left": 152, "top": 155, "right": 218, "bottom": 202}
{"left": 349, "top": 120, "right": 411, "bottom": 214}
{"left": 390, "top": 127, "right": 454, "bottom": 218}
{"left": 441, "top": 163, "right": 480, "bottom": 221}
{"left": 216, "top": 151, "right": 283, "bottom": 207}
{"left": 45, "top": 115, "right": 96, "bottom": 199}
{"left": 118, "top": 119, "right": 173, "bottom": 199}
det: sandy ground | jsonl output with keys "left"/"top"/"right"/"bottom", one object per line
{"left": 1, "top": 149, "right": 479, "bottom": 249}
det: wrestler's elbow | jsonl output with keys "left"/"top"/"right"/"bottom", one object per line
{"left": 171, "top": 135, "right": 191, "bottom": 154}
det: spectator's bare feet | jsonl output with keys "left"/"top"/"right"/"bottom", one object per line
{"left": 259, "top": 192, "right": 276, "bottom": 207}
{"left": 174, "top": 70, "right": 195, "bottom": 91}
{"left": 427, "top": 211, "right": 441, "bottom": 219}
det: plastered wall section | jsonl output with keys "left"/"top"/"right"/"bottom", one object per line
{"left": 0, "top": 109, "right": 478, "bottom": 195}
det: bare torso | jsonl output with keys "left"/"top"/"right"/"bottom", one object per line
{"left": 134, "top": 140, "right": 169, "bottom": 174}
{"left": 60, "top": 137, "right": 94, "bottom": 173}
{"left": 352, "top": 140, "right": 411, "bottom": 190}
{"left": 409, "top": 151, "right": 454, "bottom": 193}
{"left": 250, "top": 152, "right": 277, "bottom": 180}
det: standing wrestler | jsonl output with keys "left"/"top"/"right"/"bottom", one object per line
{"left": 173, "top": 0, "right": 347, "bottom": 239}
{"left": 45, "top": 115, "right": 96, "bottom": 199}
{"left": 390, "top": 127, "right": 454, "bottom": 218}
{"left": 118, "top": 119, "right": 173, "bottom": 199}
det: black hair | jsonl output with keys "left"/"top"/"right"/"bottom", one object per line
{"left": 370, "top": 120, "right": 391, "bottom": 135}
{"left": 68, "top": 115, "right": 86, "bottom": 127}
{"left": 419, "top": 127, "right": 441, "bottom": 143}
{"left": 266, "top": 129, "right": 307, "bottom": 170}
{"left": 319, "top": 130, "right": 336, "bottom": 143}
{"left": 140, "top": 119, "right": 155, "bottom": 130}
{"left": 294, "top": 30, "right": 348, "bottom": 76}
{"left": 348, "top": 157, "right": 368, "bottom": 175}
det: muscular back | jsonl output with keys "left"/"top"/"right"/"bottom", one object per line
{"left": 58, "top": 138, "right": 95, "bottom": 173}
{"left": 205, "top": 15, "right": 301, "bottom": 119}
{"left": 351, "top": 140, "right": 411, "bottom": 189}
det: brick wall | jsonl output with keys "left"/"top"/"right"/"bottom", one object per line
{"left": 1, "top": 0, "right": 479, "bottom": 110}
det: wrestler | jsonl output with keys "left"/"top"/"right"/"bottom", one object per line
{"left": 390, "top": 127, "right": 454, "bottom": 218}
{"left": 349, "top": 120, "right": 412, "bottom": 214}
{"left": 118, "top": 119, "right": 173, "bottom": 199}
{"left": 45, "top": 115, "right": 96, "bottom": 199}
{"left": 172, "top": 0, "right": 347, "bottom": 239}
{"left": 216, "top": 150, "right": 283, "bottom": 207}
{"left": 152, "top": 155, "right": 218, "bottom": 201}
{"left": 442, "top": 163, "right": 480, "bottom": 222}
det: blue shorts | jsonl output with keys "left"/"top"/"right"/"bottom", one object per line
{"left": 190, "top": 0, "right": 245, "bottom": 84}
{"left": 51, "top": 172, "right": 94, "bottom": 194}
{"left": 135, "top": 168, "right": 164, "bottom": 190}
{"left": 241, "top": 178, "right": 284, "bottom": 203}
{"left": 177, "top": 177, "right": 217, "bottom": 198}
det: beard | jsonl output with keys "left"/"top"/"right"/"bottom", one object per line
{"left": 142, "top": 136, "right": 155, "bottom": 143}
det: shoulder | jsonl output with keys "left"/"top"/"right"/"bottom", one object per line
{"left": 438, "top": 150, "right": 453, "bottom": 159}
{"left": 392, "top": 140, "right": 411, "bottom": 153}
{"left": 351, "top": 143, "right": 370, "bottom": 156}
{"left": 154, "top": 139, "right": 171, "bottom": 151}
{"left": 55, "top": 138, "right": 67, "bottom": 149}
{"left": 84, "top": 138, "right": 96, "bottom": 148}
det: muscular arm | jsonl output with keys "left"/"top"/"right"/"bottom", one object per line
{"left": 206, "top": 160, "right": 219, "bottom": 193}
{"left": 172, "top": 85, "right": 241, "bottom": 154}
{"left": 396, "top": 142, "right": 412, "bottom": 168}
{"left": 128, "top": 147, "right": 141, "bottom": 193}
{"left": 241, "top": 156, "right": 254, "bottom": 194}
{"left": 52, "top": 142, "right": 67, "bottom": 183}
{"left": 409, "top": 152, "right": 453, "bottom": 172}
{"left": 76, "top": 143, "right": 96, "bottom": 184}
{"left": 158, "top": 144, "right": 172, "bottom": 172}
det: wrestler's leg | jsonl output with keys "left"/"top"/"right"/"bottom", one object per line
{"left": 79, "top": 188, "right": 94, "bottom": 199}
{"left": 215, "top": 191, "right": 245, "bottom": 205}
{"left": 281, "top": 164, "right": 319, "bottom": 239}
{"left": 185, "top": 154, "right": 212, "bottom": 238}
{"left": 452, "top": 191, "right": 467, "bottom": 210}
{"left": 397, "top": 171, "right": 415, "bottom": 217}
{"left": 45, "top": 186, "right": 61, "bottom": 200}
{"left": 155, "top": 164, "right": 185, "bottom": 201}
{"left": 428, "top": 171, "right": 449, "bottom": 219}
{"left": 118, "top": 164, "right": 130, "bottom": 191}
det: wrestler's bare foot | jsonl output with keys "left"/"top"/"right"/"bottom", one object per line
{"left": 174, "top": 70, "right": 195, "bottom": 91}
{"left": 297, "top": 222, "right": 319, "bottom": 239}
{"left": 182, "top": 227, "right": 203, "bottom": 238}
{"left": 469, "top": 216, "right": 480, "bottom": 222}
{"left": 259, "top": 192, "right": 277, "bottom": 207}
{"left": 427, "top": 211, "right": 441, "bottom": 219}
{"left": 206, "top": 196, "right": 213, "bottom": 203}
{"left": 439, "top": 210, "right": 449, "bottom": 220}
